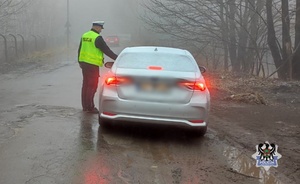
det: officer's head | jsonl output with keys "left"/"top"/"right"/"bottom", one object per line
{"left": 92, "top": 21, "right": 104, "bottom": 33}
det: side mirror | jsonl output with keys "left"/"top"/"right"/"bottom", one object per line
{"left": 199, "top": 66, "right": 207, "bottom": 73}
{"left": 104, "top": 62, "right": 114, "bottom": 69}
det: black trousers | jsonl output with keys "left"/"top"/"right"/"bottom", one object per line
{"left": 80, "top": 62, "right": 99, "bottom": 110}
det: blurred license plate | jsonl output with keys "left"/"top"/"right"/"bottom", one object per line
{"left": 138, "top": 82, "right": 169, "bottom": 92}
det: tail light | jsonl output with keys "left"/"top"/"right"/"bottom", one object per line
{"left": 105, "top": 76, "right": 131, "bottom": 85}
{"left": 103, "top": 112, "right": 116, "bottom": 116}
{"left": 179, "top": 81, "right": 206, "bottom": 91}
{"left": 189, "top": 120, "right": 204, "bottom": 123}
{"left": 148, "top": 66, "right": 163, "bottom": 70}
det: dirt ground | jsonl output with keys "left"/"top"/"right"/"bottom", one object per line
{"left": 205, "top": 72, "right": 300, "bottom": 183}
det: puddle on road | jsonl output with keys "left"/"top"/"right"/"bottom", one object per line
{"left": 220, "top": 140, "right": 283, "bottom": 184}
{"left": 207, "top": 130, "right": 285, "bottom": 184}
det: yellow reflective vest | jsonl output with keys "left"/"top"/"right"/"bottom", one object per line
{"left": 79, "top": 31, "right": 104, "bottom": 66}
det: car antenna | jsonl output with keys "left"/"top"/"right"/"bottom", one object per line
{"left": 154, "top": 48, "right": 158, "bottom": 51}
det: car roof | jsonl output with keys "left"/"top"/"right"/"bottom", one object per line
{"left": 121, "top": 46, "right": 191, "bottom": 56}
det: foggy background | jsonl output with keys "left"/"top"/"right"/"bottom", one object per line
{"left": 69, "top": 0, "right": 144, "bottom": 44}
{"left": 1, "top": 0, "right": 300, "bottom": 79}
{"left": 0, "top": 0, "right": 151, "bottom": 47}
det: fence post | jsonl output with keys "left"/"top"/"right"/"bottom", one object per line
{"left": 31, "top": 35, "right": 37, "bottom": 50}
{"left": 37, "top": 35, "right": 43, "bottom": 50}
{"left": 17, "top": 34, "right": 25, "bottom": 54}
{"left": 0, "top": 34, "right": 8, "bottom": 62}
{"left": 8, "top": 34, "right": 18, "bottom": 58}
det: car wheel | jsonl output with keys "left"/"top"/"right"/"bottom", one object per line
{"left": 98, "top": 116, "right": 112, "bottom": 129}
{"left": 189, "top": 126, "right": 207, "bottom": 137}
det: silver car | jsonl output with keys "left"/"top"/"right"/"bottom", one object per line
{"left": 98, "top": 46, "right": 210, "bottom": 136}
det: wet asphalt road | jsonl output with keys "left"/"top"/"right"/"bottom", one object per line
{"left": 0, "top": 48, "right": 285, "bottom": 184}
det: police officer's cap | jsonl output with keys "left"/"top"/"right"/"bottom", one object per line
{"left": 93, "top": 21, "right": 104, "bottom": 29}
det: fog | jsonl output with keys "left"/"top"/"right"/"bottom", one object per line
{"left": 69, "top": 0, "right": 141, "bottom": 43}
{"left": 0, "top": 0, "right": 144, "bottom": 44}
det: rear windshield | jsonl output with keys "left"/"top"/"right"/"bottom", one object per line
{"left": 116, "top": 53, "right": 197, "bottom": 72}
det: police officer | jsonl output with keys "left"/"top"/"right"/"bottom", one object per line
{"left": 78, "top": 21, "right": 118, "bottom": 113}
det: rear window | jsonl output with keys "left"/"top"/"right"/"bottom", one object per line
{"left": 117, "top": 53, "right": 197, "bottom": 72}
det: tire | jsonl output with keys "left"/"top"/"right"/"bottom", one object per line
{"left": 98, "top": 116, "right": 112, "bottom": 129}
{"left": 189, "top": 126, "right": 207, "bottom": 137}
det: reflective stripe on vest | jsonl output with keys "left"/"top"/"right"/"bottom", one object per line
{"left": 79, "top": 31, "right": 104, "bottom": 66}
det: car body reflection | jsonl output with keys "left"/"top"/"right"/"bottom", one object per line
{"left": 77, "top": 113, "right": 112, "bottom": 184}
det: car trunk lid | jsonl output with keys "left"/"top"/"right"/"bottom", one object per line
{"left": 115, "top": 68, "right": 196, "bottom": 103}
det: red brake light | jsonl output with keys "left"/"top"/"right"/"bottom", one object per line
{"left": 103, "top": 112, "right": 116, "bottom": 116}
{"left": 189, "top": 120, "right": 204, "bottom": 123}
{"left": 105, "top": 77, "right": 117, "bottom": 85}
{"left": 179, "top": 81, "right": 206, "bottom": 91}
{"left": 105, "top": 76, "right": 131, "bottom": 85}
{"left": 195, "top": 82, "right": 206, "bottom": 91}
{"left": 148, "top": 66, "right": 162, "bottom": 70}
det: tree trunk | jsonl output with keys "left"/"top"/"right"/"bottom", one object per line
{"left": 293, "top": 0, "right": 300, "bottom": 80}
{"left": 247, "top": 0, "right": 264, "bottom": 74}
{"left": 266, "top": 0, "right": 285, "bottom": 79}
{"left": 237, "top": 0, "right": 250, "bottom": 73}
{"left": 220, "top": 0, "right": 229, "bottom": 71}
{"left": 281, "top": 0, "right": 293, "bottom": 80}
{"left": 228, "top": 0, "right": 239, "bottom": 72}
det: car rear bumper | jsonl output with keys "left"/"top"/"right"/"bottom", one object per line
{"left": 99, "top": 95, "right": 209, "bottom": 128}
{"left": 100, "top": 113, "right": 207, "bottom": 127}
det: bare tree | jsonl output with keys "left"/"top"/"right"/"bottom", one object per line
{"left": 142, "top": 0, "right": 300, "bottom": 80}
{"left": 227, "top": 0, "right": 239, "bottom": 72}
{"left": 281, "top": 0, "right": 293, "bottom": 79}
{"left": 142, "top": 0, "right": 269, "bottom": 73}
{"left": 293, "top": 0, "right": 300, "bottom": 80}
{"left": 237, "top": 0, "right": 250, "bottom": 72}
{"left": 0, "top": 0, "right": 32, "bottom": 33}
{"left": 218, "top": 0, "right": 229, "bottom": 71}
{"left": 246, "top": 0, "right": 265, "bottom": 74}
{"left": 266, "top": 0, "right": 284, "bottom": 78}
{"left": 265, "top": 0, "right": 300, "bottom": 80}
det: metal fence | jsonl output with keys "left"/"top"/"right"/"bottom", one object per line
{"left": 0, "top": 33, "right": 65, "bottom": 63}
